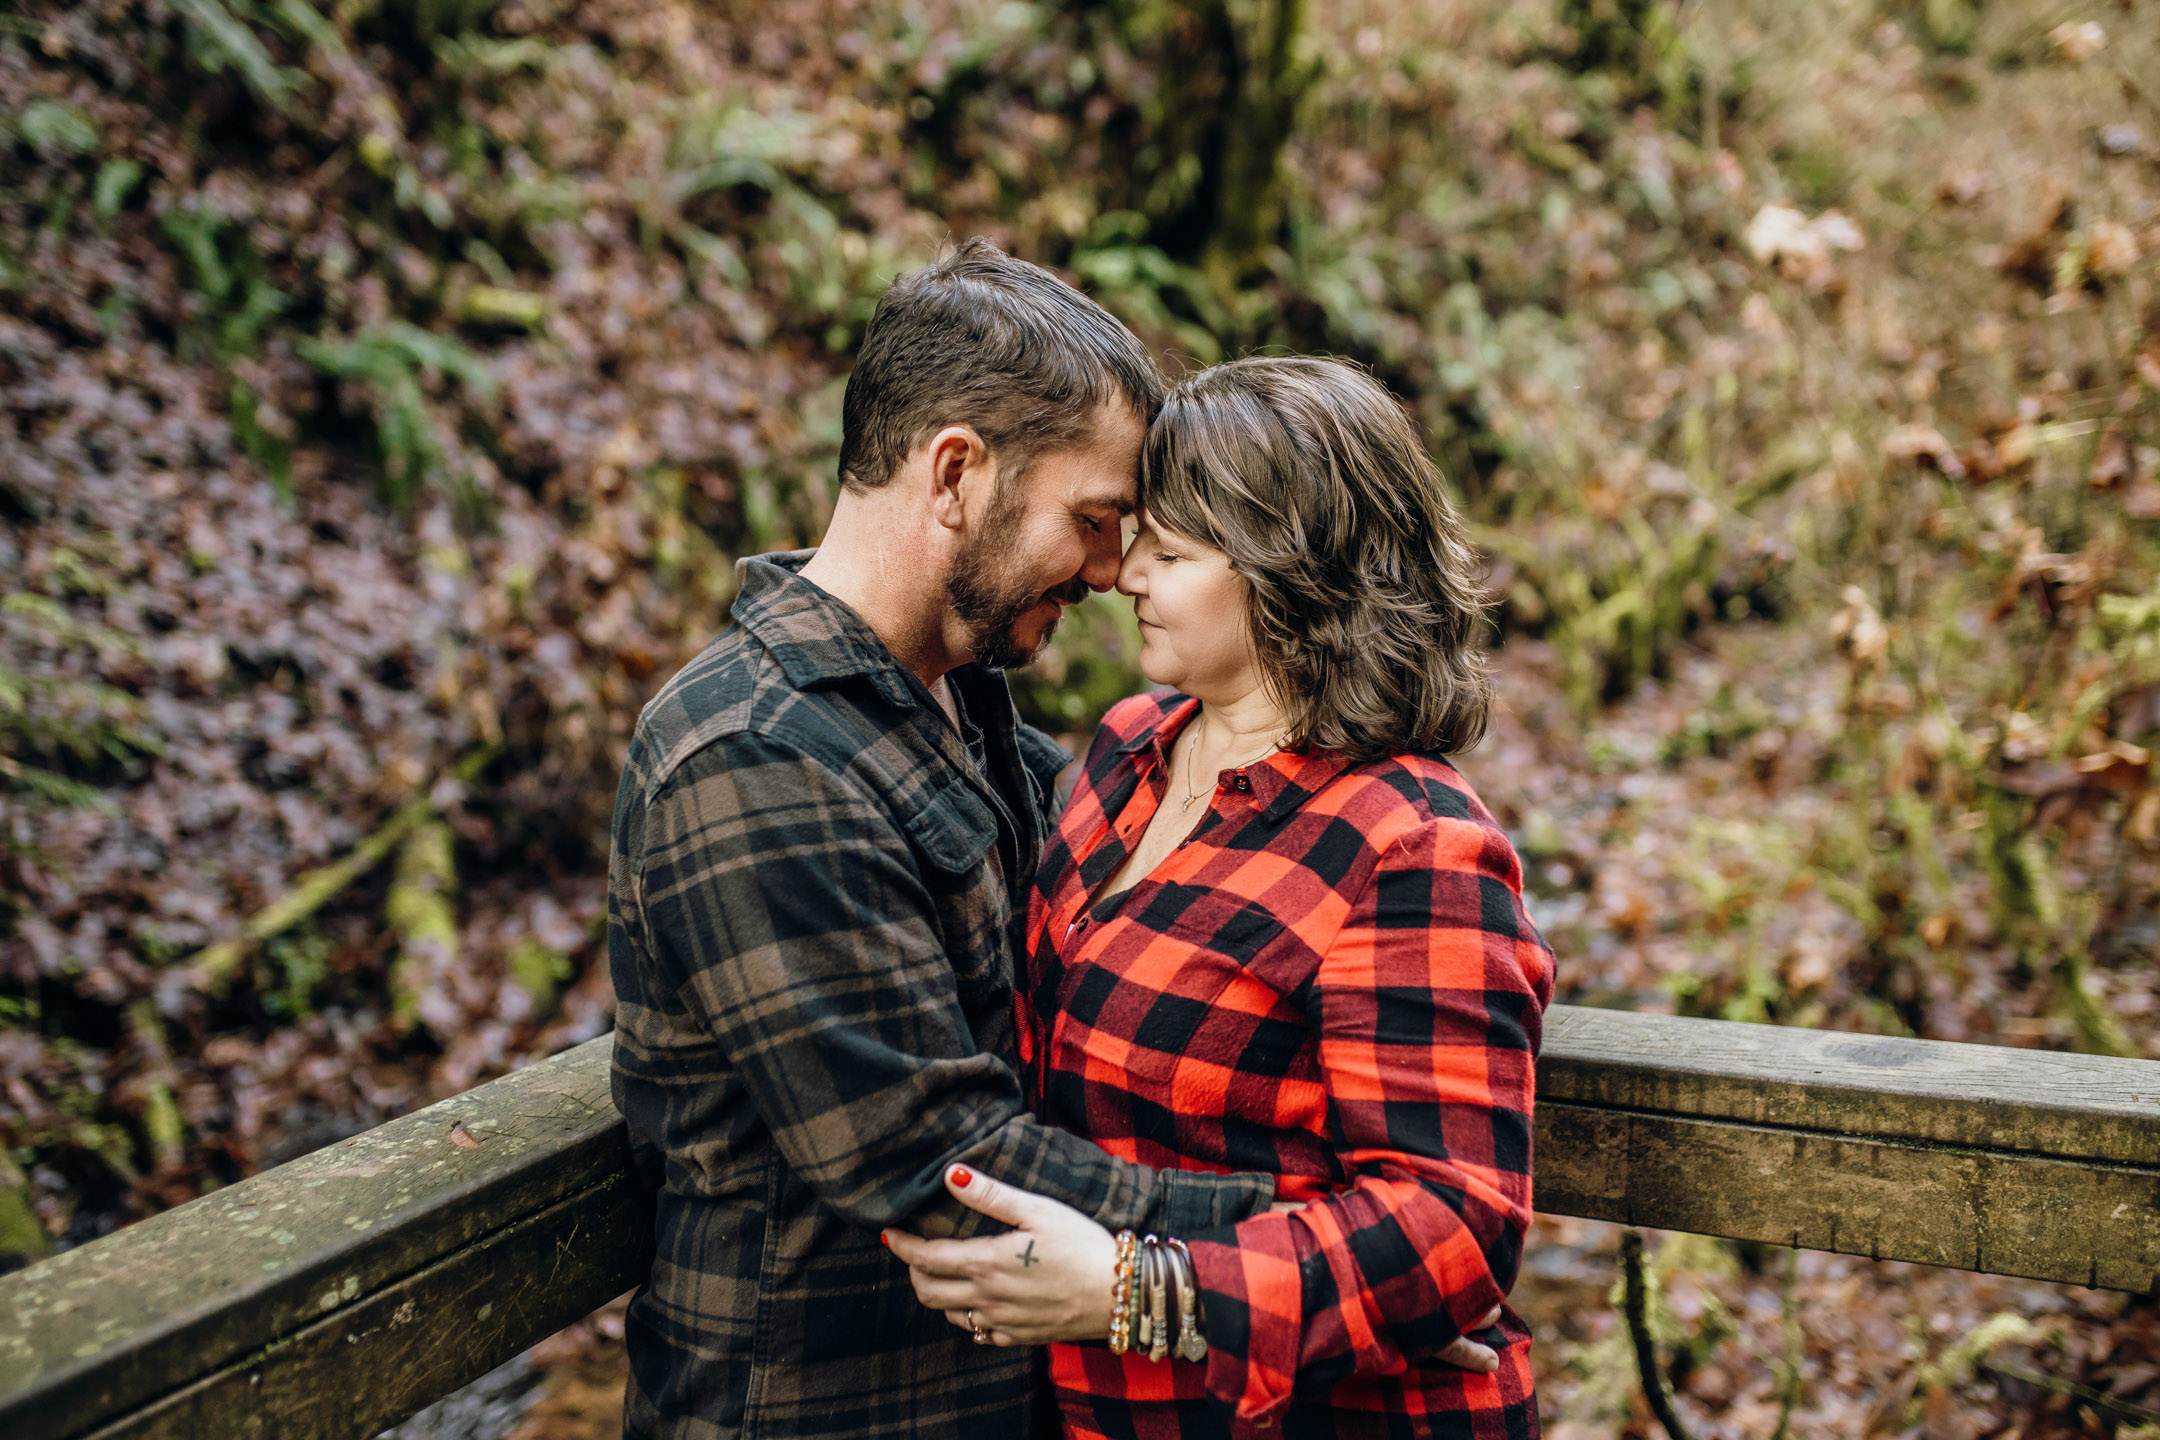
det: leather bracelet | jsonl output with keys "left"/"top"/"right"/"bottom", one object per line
{"left": 1146, "top": 1235, "right": 1172, "bottom": 1362}
{"left": 1134, "top": 1234, "right": 1157, "bottom": 1355}
{"left": 1168, "top": 1239, "right": 1188, "bottom": 1361}
{"left": 1107, "top": 1231, "right": 1138, "bottom": 1354}
{"left": 1132, "top": 1240, "right": 1150, "bottom": 1354}
{"left": 1168, "top": 1238, "right": 1207, "bottom": 1362}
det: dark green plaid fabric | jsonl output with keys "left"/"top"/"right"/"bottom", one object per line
{"left": 608, "top": 552, "right": 1275, "bottom": 1440}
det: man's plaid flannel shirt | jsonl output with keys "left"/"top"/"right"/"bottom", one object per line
{"left": 608, "top": 553, "right": 1275, "bottom": 1440}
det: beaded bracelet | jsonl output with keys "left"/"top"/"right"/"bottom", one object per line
{"left": 1107, "top": 1230, "right": 1139, "bottom": 1355}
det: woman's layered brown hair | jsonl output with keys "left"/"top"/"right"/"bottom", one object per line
{"left": 1140, "top": 356, "right": 1493, "bottom": 761}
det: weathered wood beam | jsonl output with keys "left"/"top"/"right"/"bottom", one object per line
{"left": 81, "top": 1174, "right": 646, "bottom": 1440}
{"left": 0, "top": 1034, "right": 647, "bottom": 1440}
{"left": 1533, "top": 1006, "right": 2160, "bottom": 1294}
{"left": 3, "top": 1008, "right": 2156, "bottom": 1440}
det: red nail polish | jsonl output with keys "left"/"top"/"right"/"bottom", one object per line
{"left": 879, "top": 1231, "right": 889, "bottom": 1246}
{"left": 952, "top": 1166, "right": 973, "bottom": 1188}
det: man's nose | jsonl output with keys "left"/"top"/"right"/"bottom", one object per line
{"left": 1079, "top": 526, "right": 1124, "bottom": 592}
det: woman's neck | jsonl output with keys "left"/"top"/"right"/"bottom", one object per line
{"left": 1183, "top": 677, "right": 1289, "bottom": 767}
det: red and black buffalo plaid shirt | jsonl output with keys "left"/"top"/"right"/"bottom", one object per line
{"left": 1018, "top": 693, "right": 1554, "bottom": 1438}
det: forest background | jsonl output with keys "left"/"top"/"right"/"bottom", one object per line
{"left": 4, "top": 0, "right": 2159, "bottom": 1434}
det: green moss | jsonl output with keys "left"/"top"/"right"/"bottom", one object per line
{"left": 507, "top": 939, "right": 571, "bottom": 1016}
{"left": 386, "top": 819, "right": 459, "bottom": 1033}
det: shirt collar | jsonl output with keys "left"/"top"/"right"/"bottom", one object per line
{"left": 1116, "top": 694, "right": 1198, "bottom": 758}
{"left": 1246, "top": 747, "right": 1356, "bottom": 820}
{"left": 729, "top": 549, "right": 917, "bottom": 709}
{"left": 1118, "top": 693, "right": 1356, "bottom": 818}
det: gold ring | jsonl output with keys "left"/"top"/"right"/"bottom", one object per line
{"left": 968, "top": 1309, "right": 989, "bottom": 1345}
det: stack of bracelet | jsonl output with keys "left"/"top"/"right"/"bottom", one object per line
{"left": 1105, "top": 1232, "right": 1207, "bottom": 1363}
{"left": 1107, "top": 1231, "right": 1140, "bottom": 1356}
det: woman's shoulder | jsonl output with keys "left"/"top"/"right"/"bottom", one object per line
{"left": 1322, "top": 750, "right": 1506, "bottom": 843}
{"left": 1308, "top": 756, "right": 1530, "bottom": 905}
{"left": 1105, "top": 686, "right": 1192, "bottom": 734}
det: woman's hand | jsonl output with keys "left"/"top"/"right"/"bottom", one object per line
{"left": 884, "top": 1163, "right": 1120, "bottom": 1346}
{"left": 884, "top": 1164, "right": 1507, "bottom": 1371}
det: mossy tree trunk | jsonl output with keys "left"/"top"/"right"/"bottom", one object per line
{"left": 1111, "top": 0, "right": 1314, "bottom": 282}
{"left": 1555, "top": 0, "right": 1713, "bottom": 132}
{"left": 1558, "top": 0, "right": 1676, "bottom": 73}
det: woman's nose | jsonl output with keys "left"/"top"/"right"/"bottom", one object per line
{"left": 1116, "top": 544, "right": 1146, "bottom": 596}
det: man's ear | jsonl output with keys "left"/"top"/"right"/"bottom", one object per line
{"left": 924, "top": 426, "right": 989, "bottom": 533}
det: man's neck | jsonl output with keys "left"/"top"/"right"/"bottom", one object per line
{"left": 798, "top": 489, "right": 965, "bottom": 691}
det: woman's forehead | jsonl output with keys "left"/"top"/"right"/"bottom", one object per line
{"left": 1130, "top": 507, "right": 1214, "bottom": 551}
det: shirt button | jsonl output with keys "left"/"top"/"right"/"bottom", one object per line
{"left": 1233, "top": 774, "right": 1252, "bottom": 793}
{"left": 1074, "top": 916, "right": 1090, "bottom": 932}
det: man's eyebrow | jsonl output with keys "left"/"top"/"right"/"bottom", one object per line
{"left": 1070, "top": 484, "right": 1136, "bottom": 515}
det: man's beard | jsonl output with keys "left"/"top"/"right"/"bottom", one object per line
{"left": 946, "top": 487, "right": 1089, "bottom": 670}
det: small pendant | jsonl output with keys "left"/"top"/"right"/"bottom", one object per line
{"left": 1177, "top": 1329, "right": 1208, "bottom": 1363}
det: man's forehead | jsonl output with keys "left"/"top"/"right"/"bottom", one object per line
{"left": 1035, "top": 401, "right": 1144, "bottom": 510}
{"left": 1067, "top": 472, "right": 1139, "bottom": 513}
{"left": 1049, "top": 448, "right": 1140, "bottom": 512}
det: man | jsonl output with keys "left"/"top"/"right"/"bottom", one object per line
{"left": 607, "top": 239, "right": 1275, "bottom": 1440}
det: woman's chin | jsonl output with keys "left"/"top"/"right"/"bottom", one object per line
{"left": 1134, "top": 657, "right": 1179, "bottom": 690}
{"left": 1135, "top": 630, "right": 1194, "bottom": 691}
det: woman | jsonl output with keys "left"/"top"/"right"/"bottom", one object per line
{"left": 886, "top": 357, "right": 1552, "bottom": 1437}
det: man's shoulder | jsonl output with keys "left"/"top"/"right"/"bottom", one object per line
{"left": 624, "top": 627, "right": 758, "bottom": 796}
{"left": 626, "top": 626, "right": 879, "bottom": 804}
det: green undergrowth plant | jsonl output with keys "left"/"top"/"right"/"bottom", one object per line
{"left": 1566, "top": 1232, "right": 1754, "bottom": 1429}
{"left": 145, "top": 0, "right": 526, "bottom": 511}
{"left": 172, "top": 0, "right": 306, "bottom": 111}
{"left": 0, "top": 592, "right": 161, "bottom": 806}
{"left": 300, "top": 323, "right": 494, "bottom": 508}
{"left": 646, "top": 91, "right": 922, "bottom": 354}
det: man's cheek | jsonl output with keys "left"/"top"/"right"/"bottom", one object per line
{"left": 1031, "top": 548, "right": 1083, "bottom": 597}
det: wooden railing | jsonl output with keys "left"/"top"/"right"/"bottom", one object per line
{"left": 4, "top": 1007, "right": 2156, "bottom": 1439}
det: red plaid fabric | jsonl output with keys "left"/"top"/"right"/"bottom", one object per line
{"left": 1018, "top": 693, "right": 1553, "bottom": 1438}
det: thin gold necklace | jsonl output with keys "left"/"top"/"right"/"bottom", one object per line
{"left": 1177, "top": 723, "right": 1281, "bottom": 809}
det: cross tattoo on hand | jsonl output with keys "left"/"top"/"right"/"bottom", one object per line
{"left": 1018, "top": 1240, "right": 1038, "bottom": 1268}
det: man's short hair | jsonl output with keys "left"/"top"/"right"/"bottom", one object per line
{"left": 837, "top": 238, "right": 1163, "bottom": 492}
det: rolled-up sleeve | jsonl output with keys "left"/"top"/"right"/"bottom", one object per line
{"left": 1182, "top": 815, "right": 1551, "bottom": 1422}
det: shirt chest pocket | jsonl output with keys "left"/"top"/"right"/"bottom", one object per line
{"left": 895, "top": 771, "right": 1008, "bottom": 995}
{"left": 1060, "top": 888, "right": 1298, "bottom": 1090}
